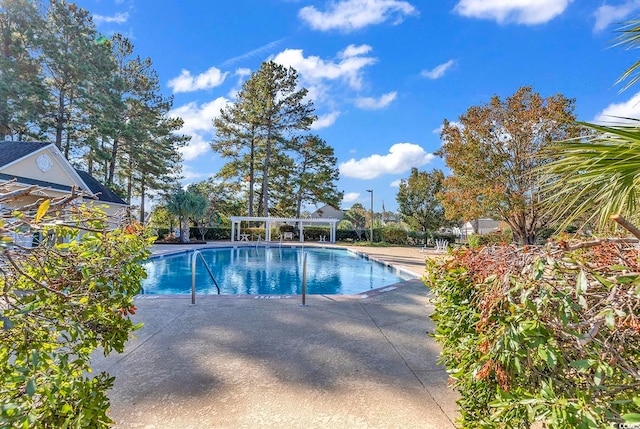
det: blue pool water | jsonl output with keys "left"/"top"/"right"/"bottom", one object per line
{"left": 141, "top": 247, "right": 414, "bottom": 295}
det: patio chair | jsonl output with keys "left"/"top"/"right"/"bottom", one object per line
{"left": 435, "top": 239, "right": 449, "bottom": 253}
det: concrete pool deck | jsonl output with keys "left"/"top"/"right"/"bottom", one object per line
{"left": 91, "top": 243, "right": 458, "bottom": 428}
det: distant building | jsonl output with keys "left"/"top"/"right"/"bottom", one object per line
{"left": 311, "top": 204, "right": 344, "bottom": 221}
{"left": 0, "top": 141, "right": 128, "bottom": 217}
{"left": 462, "top": 218, "right": 501, "bottom": 236}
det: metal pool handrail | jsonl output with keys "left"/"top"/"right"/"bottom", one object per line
{"left": 191, "top": 250, "right": 220, "bottom": 305}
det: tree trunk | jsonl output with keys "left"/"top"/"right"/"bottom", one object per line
{"left": 87, "top": 150, "right": 93, "bottom": 174}
{"left": 63, "top": 91, "right": 74, "bottom": 159}
{"left": 513, "top": 226, "right": 536, "bottom": 246}
{"left": 180, "top": 216, "right": 189, "bottom": 243}
{"left": 126, "top": 157, "right": 133, "bottom": 204}
{"left": 55, "top": 87, "right": 65, "bottom": 150}
{"left": 262, "top": 128, "right": 272, "bottom": 217}
{"left": 107, "top": 137, "right": 118, "bottom": 185}
{"left": 249, "top": 138, "right": 255, "bottom": 218}
{"left": 139, "top": 178, "right": 145, "bottom": 224}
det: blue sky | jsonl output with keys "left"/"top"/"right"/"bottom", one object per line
{"left": 76, "top": 0, "right": 640, "bottom": 213}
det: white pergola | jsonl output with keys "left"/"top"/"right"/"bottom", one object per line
{"left": 230, "top": 216, "right": 339, "bottom": 243}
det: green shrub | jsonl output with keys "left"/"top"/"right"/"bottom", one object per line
{"left": 1, "top": 199, "right": 152, "bottom": 427}
{"left": 407, "top": 230, "right": 428, "bottom": 245}
{"left": 302, "top": 226, "right": 329, "bottom": 241}
{"left": 336, "top": 229, "right": 358, "bottom": 241}
{"left": 432, "top": 232, "right": 458, "bottom": 243}
{"left": 425, "top": 243, "right": 640, "bottom": 428}
{"left": 182, "top": 227, "right": 232, "bottom": 240}
{"left": 279, "top": 224, "right": 295, "bottom": 233}
{"left": 468, "top": 231, "right": 511, "bottom": 248}
{"left": 381, "top": 226, "right": 408, "bottom": 244}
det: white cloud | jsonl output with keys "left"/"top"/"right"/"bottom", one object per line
{"left": 181, "top": 165, "right": 216, "bottom": 181}
{"left": 342, "top": 192, "right": 360, "bottom": 203}
{"left": 169, "top": 97, "right": 230, "bottom": 160}
{"left": 299, "top": 0, "right": 417, "bottom": 32}
{"left": 355, "top": 91, "right": 397, "bottom": 109}
{"left": 93, "top": 12, "right": 129, "bottom": 25}
{"left": 340, "top": 44, "right": 373, "bottom": 58}
{"left": 421, "top": 60, "right": 455, "bottom": 79}
{"left": 168, "top": 67, "right": 229, "bottom": 93}
{"left": 433, "top": 120, "right": 463, "bottom": 134}
{"left": 311, "top": 111, "right": 341, "bottom": 129}
{"left": 390, "top": 179, "right": 402, "bottom": 187}
{"left": 339, "top": 143, "right": 435, "bottom": 179}
{"left": 454, "top": 0, "right": 572, "bottom": 25}
{"left": 272, "top": 44, "right": 377, "bottom": 91}
{"left": 235, "top": 68, "right": 251, "bottom": 77}
{"left": 594, "top": 91, "right": 640, "bottom": 124}
{"left": 594, "top": 1, "right": 640, "bottom": 32}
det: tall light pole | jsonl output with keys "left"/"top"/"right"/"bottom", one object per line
{"left": 366, "top": 189, "right": 373, "bottom": 243}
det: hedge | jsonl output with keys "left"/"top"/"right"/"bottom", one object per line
{"left": 153, "top": 226, "right": 439, "bottom": 245}
{"left": 467, "top": 230, "right": 512, "bottom": 248}
{"left": 425, "top": 242, "right": 640, "bottom": 428}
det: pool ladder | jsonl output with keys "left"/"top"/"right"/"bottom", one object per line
{"left": 191, "top": 250, "right": 220, "bottom": 305}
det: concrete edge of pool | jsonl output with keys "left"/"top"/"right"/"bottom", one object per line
{"left": 142, "top": 243, "right": 429, "bottom": 299}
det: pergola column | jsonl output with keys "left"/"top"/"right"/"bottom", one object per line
{"left": 231, "top": 221, "right": 236, "bottom": 242}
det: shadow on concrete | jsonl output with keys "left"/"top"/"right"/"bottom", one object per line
{"left": 93, "top": 281, "right": 458, "bottom": 428}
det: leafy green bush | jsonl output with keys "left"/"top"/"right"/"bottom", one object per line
{"left": 467, "top": 231, "right": 511, "bottom": 248}
{"left": 432, "top": 232, "right": 458, "bottom": 242}
{"left": 1, "top": 197, "right": 153, "bottom": 428}
{"left": 425, "top": 243, "right": 640, "bottom": 428}
{"left": 336, "top": 229, "right": 358, "bottom": 241}
{"left": 301, "top": 226, "right": 328, "bottom": 241}
{"left": 407, "top": 230, "right": 428, "bottom": 245}
{"left": 381, "top": 226, "right": 408, "bottom": 244}
{"left": 279, "top": 224, "right": 295, "bottom": 233}
{"left": 187, "top": 227, "right": 232, "bottom": 240}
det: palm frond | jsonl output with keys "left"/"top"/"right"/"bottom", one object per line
{"left": 613, "top": 20, "right": 640, "bottom": 91}
{"left": 541, "top": 119, "right": 640, "bottom": 231}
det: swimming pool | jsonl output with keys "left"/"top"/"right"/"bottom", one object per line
{"left": 141, "top": 247, "right": 415, "bottom": 295}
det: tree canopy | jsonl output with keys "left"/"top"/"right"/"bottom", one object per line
{"left": 166, "top": 187, "right": 208, "bottom": 243}
{"left": 396, "top": 168, "right": 447, "bottom": 233}
{"left": 438, "top": 86, "right": 579, "bottom": 245}
{"left": 0, "top": 1, "right": 187, "bottom": 217}
{"left": 212, "top": 61, "right": 341, "bottom": 218}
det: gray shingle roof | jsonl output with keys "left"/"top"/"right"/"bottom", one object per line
{"left": 0, "top": 141, "right": 127, "bottom": 205}
{"left": 0, "top": 141, "right": 50, "bottom": 167}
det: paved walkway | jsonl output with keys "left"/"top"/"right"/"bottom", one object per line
{"left": 92, "top": 243, "right": 457, "bottom": 428}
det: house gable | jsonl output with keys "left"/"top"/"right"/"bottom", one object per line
{"left": 311, "top": 204, "right": 345, "bottom": 221}
{"left": 0, "top": 141, "right": 91, "bottom": 193}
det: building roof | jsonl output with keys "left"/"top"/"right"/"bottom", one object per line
{"left": 0, "top": 140, "right": 127, "bottom": 205}
{"left": 311, "top": 204, "right": 344, "bottom": 220}
{"left": 75, "top": 170, "right": 126, "bottom": 205}
{"left": 0, "top": 141, "right": 49, "bottom": 167}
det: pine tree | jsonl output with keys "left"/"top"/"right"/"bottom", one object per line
{"left": 212, "top": 61, "right": 315, "bottom": 217}
{"left": 0, "top": 0, "right": 47, "bottom": 140}
{"left": 40, "top": 0, "right": 98, "bottom": 154}
{"left": 289, "top": 135, "right": 342, "bottom": 219}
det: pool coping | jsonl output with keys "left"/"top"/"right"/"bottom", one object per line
{"left": 141, "top": 244, "right": 423, "bottom": 300}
